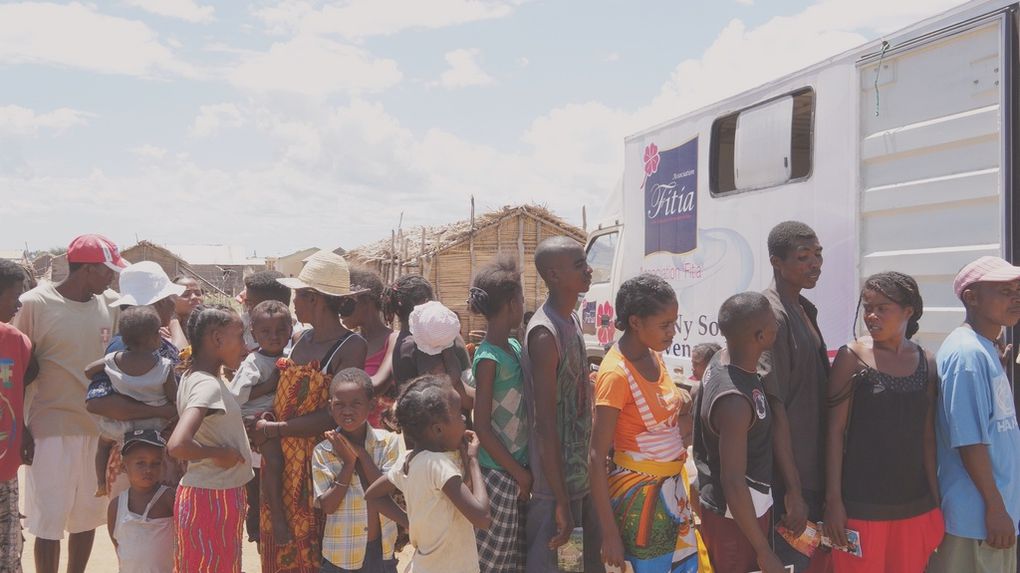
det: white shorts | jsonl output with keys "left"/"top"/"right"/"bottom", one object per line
{"left": 24, "top": 435, "right": 109, "bottom": 539}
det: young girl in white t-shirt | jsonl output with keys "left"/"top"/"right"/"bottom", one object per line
{"left": 167, "top": 304, "right": 254, "bottom": 573}
{"left": 366, "top": 375, "right": 492, "bottom": 573}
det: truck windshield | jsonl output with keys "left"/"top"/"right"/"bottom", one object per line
{"left": 586, "top": 231, "right": 618, "bottom": 284}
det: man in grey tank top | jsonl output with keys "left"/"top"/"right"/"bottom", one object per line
{"left": 757, "top": 221, "right": 830, "bottom": 573}
{"left": 522, "top": 237, "right": 603, "bottom": 573}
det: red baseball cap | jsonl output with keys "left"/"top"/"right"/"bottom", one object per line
{"left": 954, "top": 256, "right": 1020, "bottom": 299}
{"left": 66, "top": 234, "right": 127, "bottom": 271}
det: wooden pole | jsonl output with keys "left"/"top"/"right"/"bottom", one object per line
{"left": 582, "top": 205, "right": 588, "bottom": 232}
{"left": 420, "top": 228, "right": 426, "bottom": 276}
{"left": 469, "top": 196, "right": 476, "bottom": 334}
{"left": 402, "top": 237, "right": 409, "bottom": 276}
{"left": 389, "top": 229, "right": 396, "bottom": 282}
{"left": 518, "top": 216, "right": 526, "bottom": 310}
{"left": 534, "top": 221, "right": 542, "bottom": 307}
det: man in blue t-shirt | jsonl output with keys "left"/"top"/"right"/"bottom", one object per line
{"left": 931, "top": 256, "right": 1020, "bottom": 573}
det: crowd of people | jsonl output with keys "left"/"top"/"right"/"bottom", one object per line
{"left": 0, "top": 221, "right": 1019, "bottom": 573}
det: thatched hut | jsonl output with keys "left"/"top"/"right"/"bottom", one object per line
{"left": 346, "top": 204, "right": 586, "bottom": 336}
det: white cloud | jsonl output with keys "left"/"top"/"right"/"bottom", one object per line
{"left": 190, "top": 103, "right": 245, "bottom": 137}
{"left": 604, "top": 52, "right": 620, "bottom": 62}
{"left": 0, "top": 2, "right": 194, "bottom": 78}
{"left": 124, "top": 0, "right": 215, "bottom": 23}
{"left": 517, "top": 57, "right": 529, "bottom": 67}
{"left": 253, "top": 0, "right": 519, "bottom": 40}
{"left": 129, "top": 144, "right": 168, "bottom": 160}
{"left": 0, "top": 105, "right": 93, "bottom": 135}
{"left": 433, "top": 48, "right": 494, "bottom": 89}
{"left": 230, "top": 35, "right": 402, "bottom": 96}
{"left": 2, "top": 0, "right": 969, "bottom": 254}
{"left": 736, "top": 0, "right": 754, "bottom": 5}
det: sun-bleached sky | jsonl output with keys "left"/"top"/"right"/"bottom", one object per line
{"left": 1, "top": 0, "right": 962, "bottom": 256}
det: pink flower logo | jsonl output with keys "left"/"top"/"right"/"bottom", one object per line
{"left": 643, "top": 143, "right": 660, "bottom": 176}
{"left": 597, "top": 301, "right": 616, "bottom": 345}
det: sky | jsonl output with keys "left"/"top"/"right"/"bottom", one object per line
{"left": 0, "top": 0, "right": 965, "bottom": 257}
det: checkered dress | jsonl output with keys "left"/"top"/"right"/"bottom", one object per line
{"left": 476, "top": 468, "right": 526, "bottom": 573}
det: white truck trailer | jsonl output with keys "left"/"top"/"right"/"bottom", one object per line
{"left": 581, "top": 0, "right": 1019, "bottom": 384}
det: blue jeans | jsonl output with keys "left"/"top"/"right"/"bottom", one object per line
{"left": 319, "top": 539, "right": 397, "bottom": 573}
{"left": 525, "top": 494, "right": 604, "bottom": 573}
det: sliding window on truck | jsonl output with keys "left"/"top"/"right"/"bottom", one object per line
{"left": 710, "top": 87, "right": 815, "bottom": 195}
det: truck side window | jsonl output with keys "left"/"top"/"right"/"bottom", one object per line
{"left": 586, "top": 232, "right": 618, "bottom": 284}
{"left": 710, "top": 87, "right": 814, "bottom": 195}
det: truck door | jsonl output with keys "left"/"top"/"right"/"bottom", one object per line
{"left": 582, "top": 227, "right": 622, "bottom": 364}
{"left": 857, "top": 8, "right": 1015, "bottom": 353}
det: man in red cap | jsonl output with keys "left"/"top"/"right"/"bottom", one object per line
{"left": 12, "top": 234, "right": 126, "bottom": 573}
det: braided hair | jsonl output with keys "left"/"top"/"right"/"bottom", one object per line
{"left": 184, "top": 304, "right": 239, "bottom": 363}
{"left": 614, "top": 273, "right": 677, "bottom": 331}
{"left": 394, "top": 374, "right": 452, "bottom": 443}
{"left": 382, "top": 275, "right": 434, "bottom": 325}
{"left": 854, "top": 271, "right": 924, "bottom": 340}
{"left": 467, "top": 254, "right": 522, "bottom": 318}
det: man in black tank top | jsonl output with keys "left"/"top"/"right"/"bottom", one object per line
{"left": 694, "top": 292, "right": 784, "bottom": 573}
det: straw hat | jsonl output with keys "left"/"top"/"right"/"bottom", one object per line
{"left": 277, "top": 250, "right": 367, "bottom": 297}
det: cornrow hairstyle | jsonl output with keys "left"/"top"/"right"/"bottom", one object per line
{"left": 250, "top": 300, "right": 291, "bottom": 323}
{"left": 468, "top": 254, "right": 522, "bottom": 318}
{"left": 718, "top": 292, "right": 772, "bottom": 339}
{"left": 185, "top": 304, "right": 238, "bottom": 361}
{"left": 767, "top": 220, "right": 818, "bottom": 260}
{"left": 855, "top": 271, "right": 924, "bottom": 340}
{"left": 0, "top": 260, "right": 26, "bottom": 292}
{"left": 244, "top": 270, "right": 290, "bottom": 305}
{"left": 614, "top": 273, "right": 677, "bottom": 331}
{"left": 119, "top": 305, "right": 162, "bottom": 350}
{"left": 349, "top": 266, "right": 385, "bottom": 308}
{"left": 394, "top": 374, "right": 452, "bottom": 443}
{"left": 329, "top": 367, "right": 374, "bottom": 400}
{"left": 382, "top": 275, "right": 434, "bottom": 324}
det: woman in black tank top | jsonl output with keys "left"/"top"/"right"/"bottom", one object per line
{"left": 823, "top": 272, "right": 944, "bottom": 572}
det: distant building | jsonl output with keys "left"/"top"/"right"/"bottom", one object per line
{"left": 117, "top": 241, "right": 265, "bottom": 296}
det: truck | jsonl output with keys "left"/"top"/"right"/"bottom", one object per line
{"left": 580, "top": 0, "right": 1020, "bottom": 385}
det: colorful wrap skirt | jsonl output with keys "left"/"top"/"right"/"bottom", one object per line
{"left": 259, "top": 358, "right": 330, "bottom": 573}
{"left": 608, "top": 452, "right": 711, "bottom": 573}
{"left": 174, "top": 485, "right": 245, "bottom": 573}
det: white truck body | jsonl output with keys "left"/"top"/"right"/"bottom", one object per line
{"left": 581, "top": 0, "right": 1019, "bottom": 384}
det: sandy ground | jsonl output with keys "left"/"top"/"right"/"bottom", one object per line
{"left": 17, "top": 467, "right": 413, "bottom": 572}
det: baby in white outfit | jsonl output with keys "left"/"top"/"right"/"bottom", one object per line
{"left": 85, "top": 306, "right": 176, "bottom": 496}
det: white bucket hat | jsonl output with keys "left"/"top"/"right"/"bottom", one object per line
{"left": 277, "top": 250, "right": 367, "bottom": 297}
{"left": 109, "top": 261, "right": 186, "bottom": 307}
{"left": 409, "top": 301, "right": 462, "bottom": 355}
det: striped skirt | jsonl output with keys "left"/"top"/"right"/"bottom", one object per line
{"left": 608, "top": 454, "right": 709, "bottom": 573}
{"left": 174, "top": 485, "right": 246, "bottom": 573}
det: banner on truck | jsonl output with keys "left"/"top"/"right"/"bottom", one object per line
{"left": 644, "top": 137, "right": 698, "bottom": 256}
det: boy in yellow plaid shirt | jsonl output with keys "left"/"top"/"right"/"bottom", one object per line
{"left": 312, "top": 368, "right": 407, "bottom": 572}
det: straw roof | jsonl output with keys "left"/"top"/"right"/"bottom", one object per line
{"left": 347, "top": 204, "right": 584, "bottom": 263}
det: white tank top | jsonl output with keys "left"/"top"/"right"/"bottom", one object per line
{"left": 114, "top": 486, "right": 174, "bottom": 573}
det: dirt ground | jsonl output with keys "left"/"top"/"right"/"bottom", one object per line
{"left": 17, "top": 467, "right": 413, "bottom": 572}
